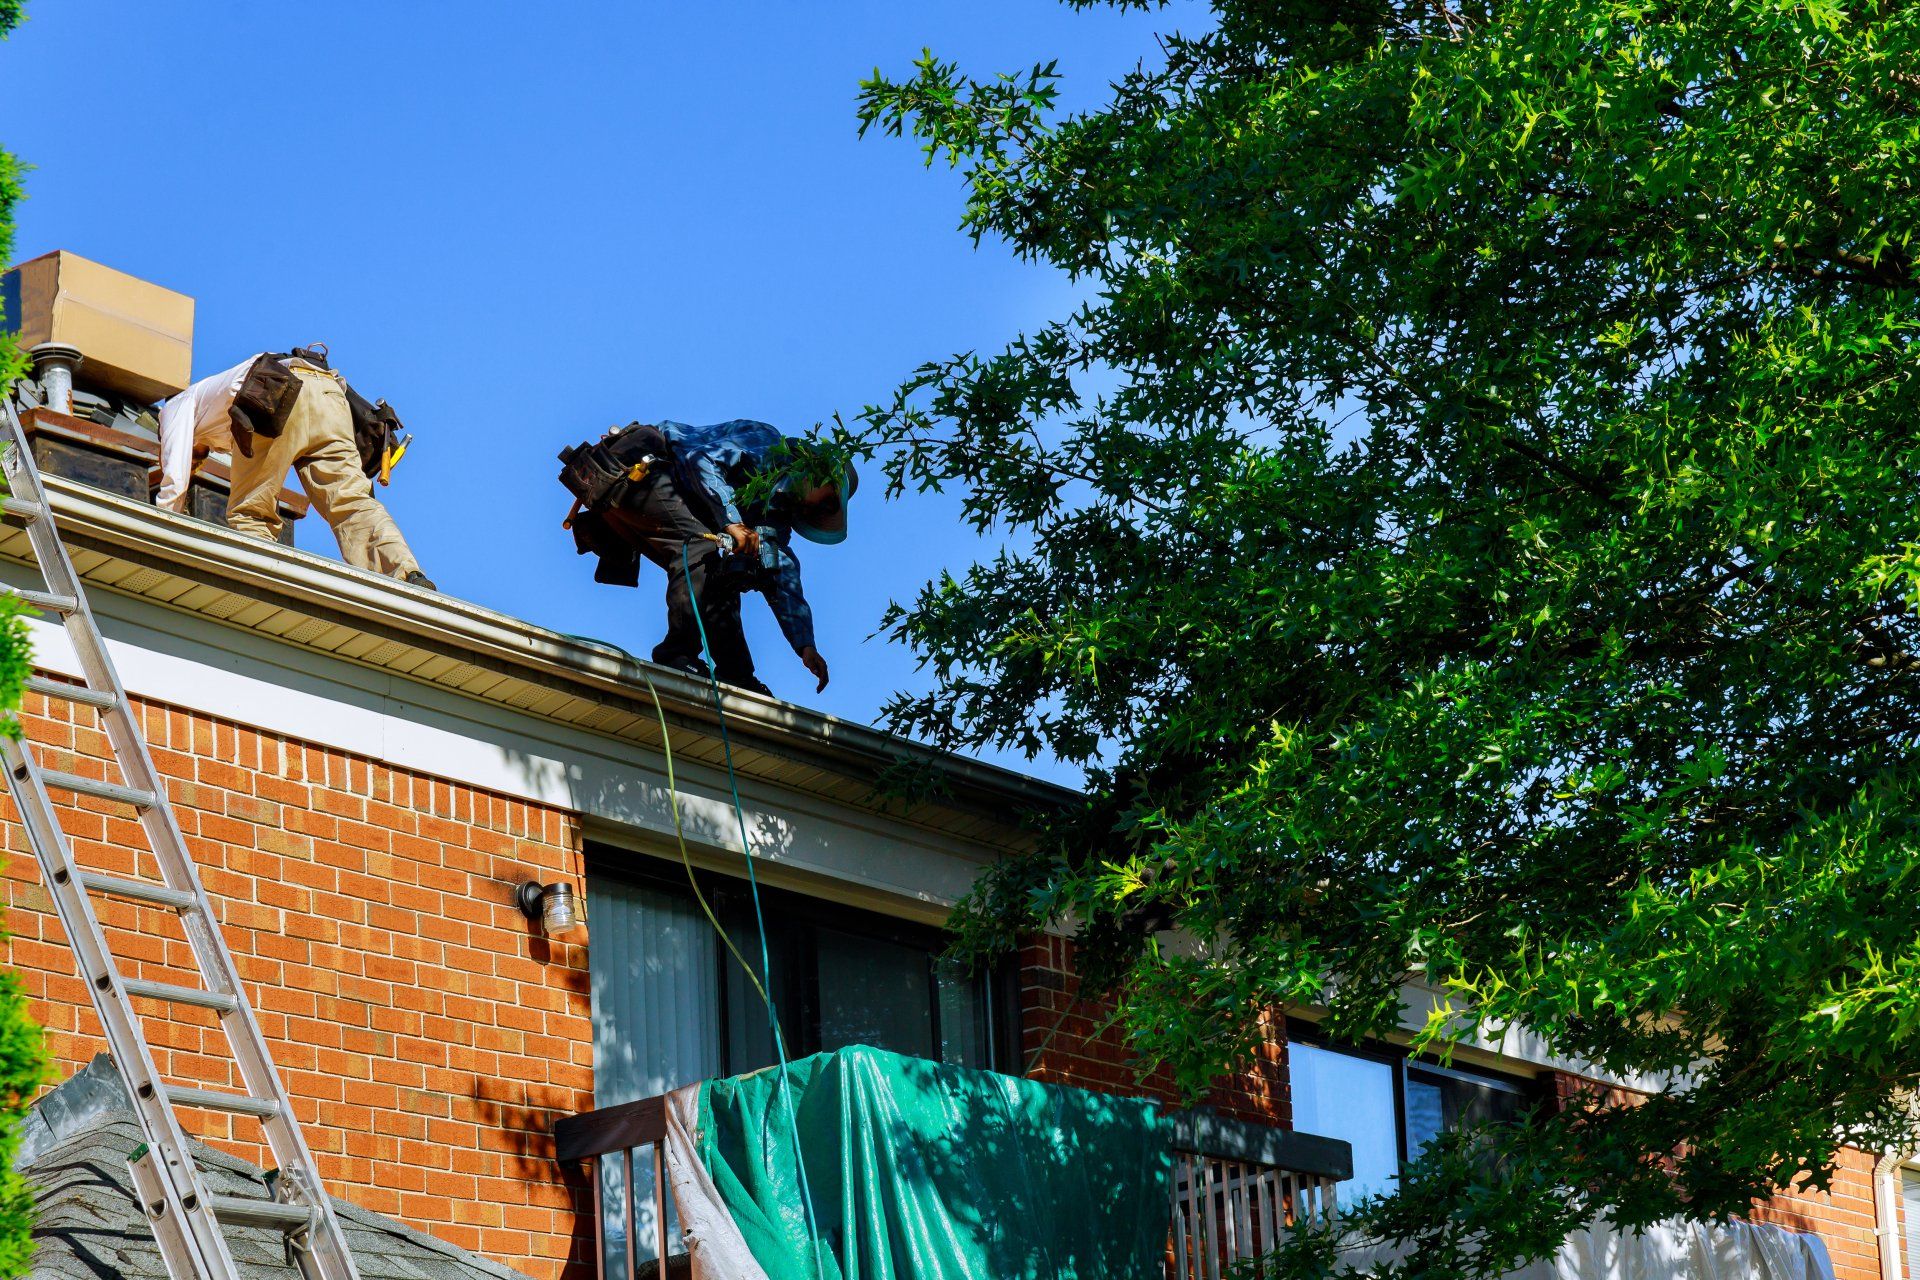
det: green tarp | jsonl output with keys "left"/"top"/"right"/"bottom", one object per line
{"left": 694, "top": 1045, "right": 1173, "bottom": 1280}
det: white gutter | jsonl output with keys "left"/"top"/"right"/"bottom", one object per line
{"left": 1877, "top": 1149, "right": 1910, "bottom": 1280}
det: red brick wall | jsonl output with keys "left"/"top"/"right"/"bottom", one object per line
{"left": 0, "top": 685, "right": 595, "bottom": 1280}
{"left": 1751, "top": 1148, "right": 1885, "bottom": 1280}
{"left": 1018, "top": 934, "right": 1290, "bottom": 1126}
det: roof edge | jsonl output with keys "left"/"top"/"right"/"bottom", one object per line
{"left": 32, "top": 476, "right": 1079, "bottom": 825}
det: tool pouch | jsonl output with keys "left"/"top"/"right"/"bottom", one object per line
{"left": 568, "top": 511, "right": 641, "bottom": 587}
{"left": 341, "top": 380, "right": 405, "bottom": 479}
{"left": 558, "top": 422, "right": 671, "bottom": 511}
{"left": 227, "top": 354, "right": 303, "bottom": 456}
{"left": 558, "top": 440, "right": 634, "bottom": 510}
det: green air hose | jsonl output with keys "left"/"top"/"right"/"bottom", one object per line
{"left": 675, "top": 541, "right": 828, "bottom": 1280}
{"left": 638, "top": 671, "right": 773, "bottom": 1014}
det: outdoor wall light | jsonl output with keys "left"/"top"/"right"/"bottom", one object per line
{"left": 517, "top": 881, "right": 582, "bottom": 938}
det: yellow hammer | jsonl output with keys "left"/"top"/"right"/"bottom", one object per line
{"left": 378, "top": 434, "right": 413, "bottom": 486}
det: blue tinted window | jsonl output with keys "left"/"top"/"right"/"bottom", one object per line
{"left": 1290, "top": 1042, "right": 1401, "bottom": 1206}
{"left": 1404, "top": 1064, "right": 1525, "bottom": 1162}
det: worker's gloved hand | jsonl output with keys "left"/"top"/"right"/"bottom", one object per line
{"left": 724, "top": 523, "right": 761, "bottom": 558}
{"left": 801, "top": 646, "right": 829, "bottom": 692}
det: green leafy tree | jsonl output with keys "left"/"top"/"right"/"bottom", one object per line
{"left": 0, "top": 2, "right": 51, "bottom": 1272}
{"left": 842, "top": 1, "right": 1920, "bottom": 1274}
{"left": 0, "top": 1, "right": 23, "bottom": 392}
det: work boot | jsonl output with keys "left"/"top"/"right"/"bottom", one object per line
{"left": 654, "top": 654, "right": 712, "bottom": 680}
{"left": 720, "top": 674, "right": 773, "bottom": 698}
{"left": 404, "top": 570, "right": 437, "bottom": 591}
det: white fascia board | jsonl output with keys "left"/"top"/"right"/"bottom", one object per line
{"left": 1121, "top": 931, "right": 1678, "bottom": 1088}
{"left": 1393, "top": 982, "right": 1671, "bottom": 1093}
{"left": 8, "top": 568, "right": 991, "bottom": 922}
{"left": 1292, "top": 981, "right": 1670, "bottom": 1093}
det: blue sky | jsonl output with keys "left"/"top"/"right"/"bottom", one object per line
{"left": 2, "top": 1, "right": 1193, "bottom": 783}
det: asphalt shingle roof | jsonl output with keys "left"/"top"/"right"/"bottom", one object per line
{"left": 16, "top": 1056, "right": 533, "bottom": 1280}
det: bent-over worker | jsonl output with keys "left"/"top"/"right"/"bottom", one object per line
{"left": 560, "top": 419, "right": 854, "bottom": 696}
{"left": 658, "top": 419, "right": 853, "bottom": 694}
{"left": 156, "top": 348, "right": 434, "bottom": 589}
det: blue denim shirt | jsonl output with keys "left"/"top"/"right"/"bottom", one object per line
{"left": 660, "top": 420, "right": 816, "bottom": 655}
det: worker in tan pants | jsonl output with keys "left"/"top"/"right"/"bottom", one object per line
{"left": 225, "top": 366, "right": 429, "bottom": 585}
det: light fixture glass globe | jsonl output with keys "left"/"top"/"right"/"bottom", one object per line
{"left": 540, "top": 882, "right": 580, "bottom": 937}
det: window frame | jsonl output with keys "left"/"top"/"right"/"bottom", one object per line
{"left": 587, "top": 845, "right": 1020, "bottom": 1079}
{"left": 1285, "top": 1018, "right": 1538, "bottom": 1169}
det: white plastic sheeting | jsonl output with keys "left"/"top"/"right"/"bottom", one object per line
{"left": 663, "top": 1084, "right": 769, "bottom": 1280}
{"left": 1509, "top": 1218, "right": 1836, "bottom": 1280}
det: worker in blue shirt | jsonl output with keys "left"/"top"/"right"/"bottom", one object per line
{"left": 661, "top": 420, "right": 853, "bottom": 695}
{"left": 587, "top": 419, "right": 854, "bottom": 696}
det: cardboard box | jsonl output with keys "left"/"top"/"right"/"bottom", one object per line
{"left": 1, "top": 251, "right": 194, "bottom": 404}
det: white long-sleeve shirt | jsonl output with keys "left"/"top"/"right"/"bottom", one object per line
{"left": 154, "top": 353, "right": 335, "bottom": 511}
{"left": 153, "top": 354, "right": 261, "bottom": 512}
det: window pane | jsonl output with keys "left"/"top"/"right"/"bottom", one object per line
{"left": 1405, "top": 1065, "right": 1525, "bottom": 1159}
{"left": 1405, "top": 1074, "right": 1445, "bottom": 1160}
{"left": 720, "top": 900, "right": 808, "bottom": 1076}
{"left": 936, "top": 961, "right": 990, "bottom": 1069}
{"left": 586, "top": 876, "right": 721, "bottom": 1102}
{"left": 1290, "top": 1042, "right": 1400, "bottom": 1207}
{"left": 815, "top": 927, "right": 934, "bottom": 1059}
{"left": 1450, "top": 1072, "right": 1522, "bottom": 1130}
{"left": 723, "top": 939, "right": 782, "bottom": 1077}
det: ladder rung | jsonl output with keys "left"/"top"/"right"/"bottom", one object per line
{"left": 3, "top": 587, "right": 76, "bottom": 615}
{"left": 35, "top": 768, "right": 156, "bottom": 809}
{"left": 124, "top": 978, "right": 237, "bottom": 1014}
{"left": 25, "top": 675, "right": 118, "bottom": 710}
{"left": 161, "top": 1084, "right": 281, "bottom": 1120}
{"left": 208, "top": 1194, "right": 315, "bottom": 1233}
{"left": 76, "top": 871, "right": 196, "bottom": 910}
{"left": 0, "top": 496, "right": 45, "bottom": 523}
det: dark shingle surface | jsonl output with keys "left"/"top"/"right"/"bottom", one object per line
{"left": 18, "top": 1057, "right": 533, "bottom": 1280}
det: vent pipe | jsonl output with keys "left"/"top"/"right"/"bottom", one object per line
{"left": 28, "top": 342, "right": 82, "bottom": 415}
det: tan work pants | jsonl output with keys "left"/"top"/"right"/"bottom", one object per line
{"left": 226, "top": 367, "right": 421, "bottom": 580}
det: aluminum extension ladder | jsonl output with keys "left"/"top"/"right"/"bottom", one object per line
{"left": 0, "top": 397, "right": 361, "bottom": 1280}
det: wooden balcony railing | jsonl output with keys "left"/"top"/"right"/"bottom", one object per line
{"left": 555, "top": 1093, "right": 1352, "bottom": 1280}
{"left": 1167, "top": 1110, "right": 1351, "bottom": 1279}
{"left": 555, "top": 1093, "right": 679, "bottom": 1279}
